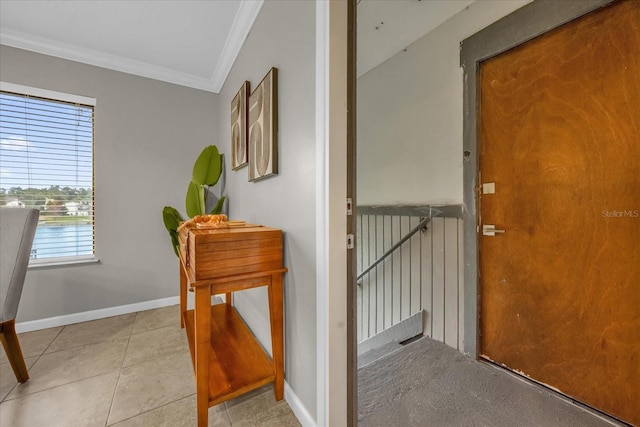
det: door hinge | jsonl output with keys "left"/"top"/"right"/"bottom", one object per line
{"left": 346, "top": 198, "right": 353, "bottom": 216}
{"left": 347, "top": 234, "right": 354, "bottom": 249}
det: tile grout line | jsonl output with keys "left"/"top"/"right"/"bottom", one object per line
{"left": 104, "top": 307, "right": 203, "bottom": 426}
{"left": 1, "top": 325, "right": 66, "bottom": 404}
{"left": 2, "top": 370, "right": 122, "bottom": 403}
{"left": 4, "top": 306, "right": 299, "bottom": 426}
{"left": 104, "top": 313, "right": 137, "bottom": 427}
{"left": 107, "top": 392, "right": 203, "bottom": 426}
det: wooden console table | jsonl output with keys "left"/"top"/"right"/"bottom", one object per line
{"left": 178, "top": 224, "right": 286, "bottom": 427}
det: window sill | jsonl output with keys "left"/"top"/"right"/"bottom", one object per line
{"left": 28, "top": 255, "right": 100, "bottom": 269}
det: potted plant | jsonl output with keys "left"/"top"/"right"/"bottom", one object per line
{"left": 162, "top": 145, "right": 226, "bottom": 256}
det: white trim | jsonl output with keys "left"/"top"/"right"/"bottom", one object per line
{"left": 15, "top": 296, "right": 179, "bottom": 333}
{"left": 0, "top": 81, "right": 96, "bottom": 105}
{"left": 285, "top": 381, "right": 317, "bottom": 427}
{"left": 325, "top": 2, "right": 350, "bottom": 424}
{"left": 1, "top": 1, "right": 263, "bottom": 94}
{"left": 1, "top": 30, "right": 218, "bottom": 93}
{"left": 28, "top": 255, "right": 99, "bottom": 269}
{"left": 210, "top": 0, "right": 264, "bottom": 92}
{"left": 315, "top": 0, "right": 329, "bottom": 425}
{"left": 0, "top": 29, "right": 219, "bottom": 92}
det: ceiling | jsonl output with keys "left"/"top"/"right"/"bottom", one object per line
{"left": 357, "top": 0, "right": 475, "bottom": 77}
{"left": 0, "top": 0, "right": 262, "bottom": 93}
{"left": 1, "top": 0, "right": 474, "bottom": 93}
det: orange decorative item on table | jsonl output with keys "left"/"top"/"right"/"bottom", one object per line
{"left": 178, "top": 220, "right": 286, "bottom": 427}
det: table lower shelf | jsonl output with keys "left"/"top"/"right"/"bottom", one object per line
{"left": 183, "top": 304, "right": 275, "bottom": 406}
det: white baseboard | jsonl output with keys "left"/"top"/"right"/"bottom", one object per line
{"left": 285, "top": 381, "right": 316, "bottom": 427}
{"left": 15, "top": 296, "right": 180, "bottom": 333}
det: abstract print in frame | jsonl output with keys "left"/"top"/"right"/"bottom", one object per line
{"left": 249, "top": 68, "right": 278, "bottom": 181}
{"left": 231, "top": 81, "right": 249, "bottom": 170}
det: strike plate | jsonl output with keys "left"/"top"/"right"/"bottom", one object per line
{"left": 482, "top": 182, "right": 496, "bottom": 194}
{"left": 347, "top": 234, "right": 354, "bottom": 249}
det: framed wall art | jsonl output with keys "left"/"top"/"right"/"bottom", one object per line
{"left": 231, "top": 81, "right": 249, "bottom": 170}
{"left": 248, "top": 67, "right": 278, "bottom": 181}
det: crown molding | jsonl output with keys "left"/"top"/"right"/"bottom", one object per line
{"left": 0, "top": 0, "right": 264, "bottom": 94}
{"left": 210, "top": 0, "right": 264, "bottom": 92}
{"left": 0, "top": 29, "right": 218, "bottom": 92}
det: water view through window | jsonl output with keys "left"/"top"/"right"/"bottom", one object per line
{"left": 31, "top": 222, "right": 94, "bottom": 259}
{"left": 0, "top": 85, "right": 95, "bottom": 262}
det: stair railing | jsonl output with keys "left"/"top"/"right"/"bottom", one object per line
{"left": 357, "top": 216, "right": 430, "bottom": 284}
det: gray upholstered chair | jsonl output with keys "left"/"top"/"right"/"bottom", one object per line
{"left": 0, "top": 207, "right": 39, "bottom": 383}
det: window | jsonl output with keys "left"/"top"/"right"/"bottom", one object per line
{"left": 0, "top": 82, "right": 96, "bottom": 266}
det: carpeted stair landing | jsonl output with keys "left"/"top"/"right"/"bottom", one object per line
{"left": 358, "top": 337, "right": 622, "bottom": 427}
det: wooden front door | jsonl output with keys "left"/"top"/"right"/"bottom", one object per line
{"left": 478, "top": 1, "right": 639, "bottom": 424}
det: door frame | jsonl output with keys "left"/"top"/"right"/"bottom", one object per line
{"left": 315, "top": 0, "right": 356, "bottom": 425}
{"left": 460, "top": 0, "right": 614, "bottom": 358}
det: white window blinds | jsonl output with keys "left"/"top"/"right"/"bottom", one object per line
{"left": 0, "top": 83, "right": 95, "bottom": 264}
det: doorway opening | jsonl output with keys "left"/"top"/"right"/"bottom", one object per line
{"left": 354, "top": 0, "right": 636, "bottom": 425}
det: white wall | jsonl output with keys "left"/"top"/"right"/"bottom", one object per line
{"left": 357, "top": 0, "right": 531, "bottom": 206}
{"left": 0, "top": 45, "right": 218, "bottom": 321}
{"left": 215, "top": 0, "right": 318, "bottom": 421}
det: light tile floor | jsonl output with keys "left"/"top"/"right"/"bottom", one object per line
{"left": 0, "top": 305, "right": 301, "bottom": 427}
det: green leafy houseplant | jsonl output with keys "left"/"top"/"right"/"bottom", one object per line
{"left": 162, "top": 145, "right": 226, "bottom": 256}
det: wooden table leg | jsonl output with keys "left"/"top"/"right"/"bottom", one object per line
{"left": 179, "top": 262, "right": 187, "bottom": 329}
{"left": 0, "top": 319, "right": 29, "bottom": 383}
{"left": 268, "top": 273, "right": 284, "bottom": 401}
{"left": 194, "top": 284, "right": 211, "bottom": 427}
